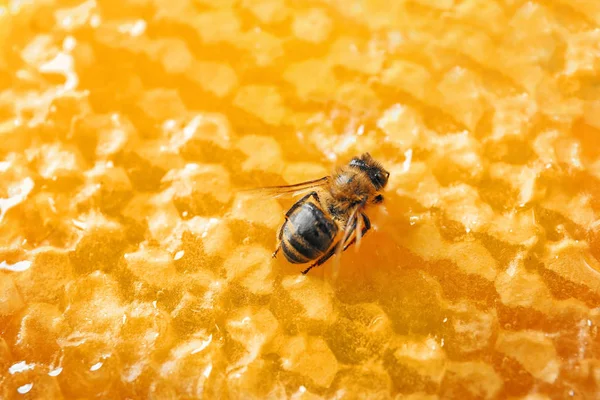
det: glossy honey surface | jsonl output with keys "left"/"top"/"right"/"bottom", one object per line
{"left": 1, "top": 0, "right": 600, "bottom": 399}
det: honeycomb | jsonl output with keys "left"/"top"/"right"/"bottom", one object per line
{"left": 1, "top": 0, "right": 600, "bottom": 398}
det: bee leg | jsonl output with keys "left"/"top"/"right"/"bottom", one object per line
{"left": 301, "top": 244, "right": 338, "bottom": 275}
{"left": 342, "top": 213, "right": 371, "bottom": 251}
{"left": 272, "top": 244, "right": 281, "bottom": 259}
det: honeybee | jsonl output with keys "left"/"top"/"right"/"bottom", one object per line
{"left": 247, "top": 153, "right": 390, "bottom": 275}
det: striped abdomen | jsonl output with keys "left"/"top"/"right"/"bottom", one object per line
{"left": 281, "top": 202, "right": 338, "bottom": 264}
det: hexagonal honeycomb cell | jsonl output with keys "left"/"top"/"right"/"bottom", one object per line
{"left": 1, "top": 0, "right": 600, "bottom": 399}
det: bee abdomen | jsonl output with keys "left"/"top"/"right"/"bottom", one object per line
{"left": 281, "top": 202, "right": 338, "bottom": 264}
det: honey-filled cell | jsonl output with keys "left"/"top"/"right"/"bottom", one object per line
{"left": 1, "top": 0, "right": 600, "bottom": 398}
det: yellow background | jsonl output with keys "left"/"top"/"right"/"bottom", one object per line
{"left": 1, "top": 0, "right": 600, "bottom": 398}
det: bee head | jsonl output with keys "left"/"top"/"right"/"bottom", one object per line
{"left": 349, "top": 153, "right": 390, "bottom": 190}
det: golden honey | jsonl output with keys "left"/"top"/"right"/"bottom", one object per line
{"left": 1, "top": 0, "right": 600, "bottom": 398}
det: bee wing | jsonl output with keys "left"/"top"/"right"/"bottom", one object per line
{"left": 239, "top": 176, "right": 331, "bottom": 199}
